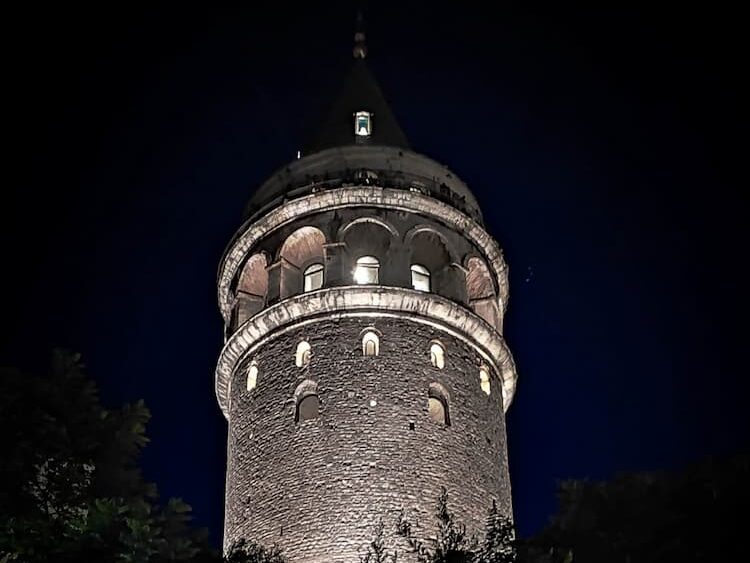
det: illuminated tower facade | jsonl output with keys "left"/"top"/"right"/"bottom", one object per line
{"left": 216, "top": 28, "right": 518, "bottom": 562}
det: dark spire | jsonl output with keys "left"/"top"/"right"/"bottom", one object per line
{"left": 353, "top": 10, "right": 367, "bottom": 59}
{"left": 302, "top": 12, "right": 409, "bottom": 154}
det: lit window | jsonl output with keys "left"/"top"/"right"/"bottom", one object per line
{"left": 354, "top": 256, "right": 379, "bottom": 284}
{"left": 411, "top": 264, "right": 431, "bottom": 292}
{"left": 430, "top": 342, "right": 445, "bottom": 369}
{"left": 354, "top": 111, "right": 372, "bottom": 137}
{"left": 428, "top": 383, "right": 450, "bottom": 426}
{"left": 303, "top": 263, "right": 324, "bottom": 292}
{"left": 246, "top": 362, "right": 258, "bottom": 392}
{"left": 362, "top": 331, "right": 379, "bottom": 356}
{"left": 297, "top": 394, "right": 319, "bottom": 422}
{"left": 295, "top": 341, "right": 311, "bottom": 368}
{"left": 480, "top": 366, "right": 491, "bottom": 396}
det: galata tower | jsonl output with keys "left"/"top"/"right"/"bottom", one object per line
{"left": 215, "top": 23, "right": 518, "bottom": 563}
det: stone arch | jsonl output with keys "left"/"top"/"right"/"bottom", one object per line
{"left": 407, "top": 226, "right": 458, "bottom": 298}
{"left": 246, "top": 361, "right": 258, "bottom": 392}
{"left": 293, "top": 379, "right": 319, "bottom": 423}
{"left": 235, "top": 252, "right": 269, "bottom": 327}
{"left": 430, "top": 340, "right": 446, "bottom": 369}
{"left": 404, "top": 225, "right": 457, "bottom": 264}
{"left": 338, "top": 216, "right": 399, "bottom": 240}
{"left": 465, "top": 255, "right": 500, "bottom": 329}
{"left": 295, "top": 340, "right": 311, "bottom": 368}
{"left": 479, "top": 365, "right": 491, "bottom": 396}
{"left": 341, "top": 219, "right": 396, "bottom": 284}
{"left": 428, "top": 382, "right": 451, "bottom": 426}
{"left": 360, "top": 326, "right": 382, "bottom": 356}
{"left": 278, "top": 227, "right": 326, "bottom": 298}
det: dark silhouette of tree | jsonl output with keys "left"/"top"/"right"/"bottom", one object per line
{"left": 223, "top": 539, "right": 286, "bottom": 563}
{"left": 359, "top": 519, "right": 398, "bottom": 563}
{"left": 529, "top": 455, "right": 748, "bottom": 563}
{"left": 396, "top": 488, "right": 517, "bottom": 563}
{"left": 0, "top": 350, "right": 283, "bottom": 563}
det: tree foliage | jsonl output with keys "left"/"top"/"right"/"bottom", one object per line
{"left": 530, "top": 455, "right": 749, "bottom": 563}
{"left": 395, "top": 488, "right": 517, "bottom": 563}
{"left": 3, "top": 350, "right": 745, "bottom": 563}
{"left": 0, "top": 350, "right": 280, "bottom": 563}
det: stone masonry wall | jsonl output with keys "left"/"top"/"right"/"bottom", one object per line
{"left": 224, "top": 316, "right": 512, "bottom": 562}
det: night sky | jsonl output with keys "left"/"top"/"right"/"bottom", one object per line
{"left": 3, "top": 1, "right": 747, "bottom": 546}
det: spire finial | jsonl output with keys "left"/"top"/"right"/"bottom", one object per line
{"left": 353, "top": 10, "right": 367, "bottom": 59}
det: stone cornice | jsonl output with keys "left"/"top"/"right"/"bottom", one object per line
{"left": 215, "top": 286, "right": 518, "bottom": 419}
{"left": 217, "top": 186, "right": 509, "bottom": 323}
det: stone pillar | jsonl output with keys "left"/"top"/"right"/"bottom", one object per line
{"left": 279, "top": 258, "right": 300, "bottom": 299}
{"left": 266, "top": 261, "right": 282, "bottom": 304}
{"left": 323, "top": 242, "right": 348, "bottom": 286}
{"left": 438, "top": 263, "right": 468, "bottom": 304}
{"left": 387, "top": 245, "right": 411, "bottom": 287}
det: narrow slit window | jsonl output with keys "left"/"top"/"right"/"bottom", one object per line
{"left": 430, "top": 342, "right": 445, "bottom": 369}
{"left": 354, "top": 256, "right": 379, "bottom": 285}
{"left": 480, "top": 366, "right": 491, "bottom": 396}
{"left": 303, "top": 263, "right": 324, "bottom": 292}
{"left": 295, "top": 341, "right": 311, "bottom": 368}
{"left": 411, "top": 264, "right": 431, "bottom": 292}
{"left": 362, "top": 331, "right": 380, "bottom": 356}
{"left": 246, "top": 362, "right": 258, "bottom": 392}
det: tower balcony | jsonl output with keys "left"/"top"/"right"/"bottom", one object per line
{"left": 215, "top": 285, "right": 518, "bottom": 420}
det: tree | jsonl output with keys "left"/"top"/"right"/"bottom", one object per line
{"left": 396, "top": 488, "right": 517, "bottom": 563}
{"left": 0, "top": 350, "right": 215, "bottom": 563}
{"left": 531, "top": 455, "right": 749, "bottom": 563}
{"left": 359, "top": 519, "right": 398, "bottom": 563}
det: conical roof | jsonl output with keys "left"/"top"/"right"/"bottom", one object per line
{"left": 303, "top": 58, "right": 409, "bottom": 154}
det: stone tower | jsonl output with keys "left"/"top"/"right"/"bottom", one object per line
{"left": 216, "top": 25, "right": 518, "bottom": 563}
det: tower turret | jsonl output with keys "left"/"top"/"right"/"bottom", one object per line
{"left": 216, "top": 23, "right": 518, "bottom": 562}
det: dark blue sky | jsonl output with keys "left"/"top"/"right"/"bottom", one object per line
{"left": 3, "top": 1, "right": 747, "bottom": 545}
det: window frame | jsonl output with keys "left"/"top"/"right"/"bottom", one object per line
{"left": 479, "top": 366, "right": 491, "bottom": 396}
{"left": 430, "top": 342, "right": 446, "bottom": 369}
{"left": 410, "top": 263, "right": 431, "bottom": 292}
{"left": 296, "top": 393, "right": 320, "bottom": 423}
{"left": 428, "top": 383, "right": 451, "bottom": 426}
{"left": 354, "top": 255, "right": 380, "bottom": 285}
{"left": 246, "top": 362, "right": 258, "bottom": 392}
{"left": 303, "top": 262, "right": 324, "bottom": 292}
{"left": 354, "top": 111, "right": 372, "bottom": 137}
{"left": 362, "top": 330, "right": 380, "bottom": 356}
{"left": 295, "top": 341, "right": 312, "bottom": 368}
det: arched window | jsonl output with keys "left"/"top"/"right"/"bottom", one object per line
{"left": 430, "top": 342, "right": 445, "bottom": 369}
{"left": 294, "top": 380, "right": 319, "bottom": 423}
{"left": 295, "top": 341, "right": 311, "bottom": 368}
{"left": 411, "top": 264, "right": 431, "bottom": 292}
{"left": 428, "top": 383, "right": 450, "bottom": 426}
{"left": 362, "top": 331, "right": 379, "bottom": 356}
{"left": 479, "top": 366, "right": 491, "bottom": 396}
{"left": 466, "top": 256, "right": 500, "bottom": 328}
{"left": 246, "top": 362, "right": 258, "bottom": 392}
{"left": 303, "top": 263, "right": 324, "bottom": 292}
{"left": 297, "top": 394, "right": 319, "bottom": 422}
{"left": 279, "top": 227, "right": 325, "bottom": 298}
{"left": 354, "top": 256, "right": 379, "bottom": 284}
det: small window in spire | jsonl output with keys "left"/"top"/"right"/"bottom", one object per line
{"left": 354, "top": 111, "right": 372, "bottom": 137}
